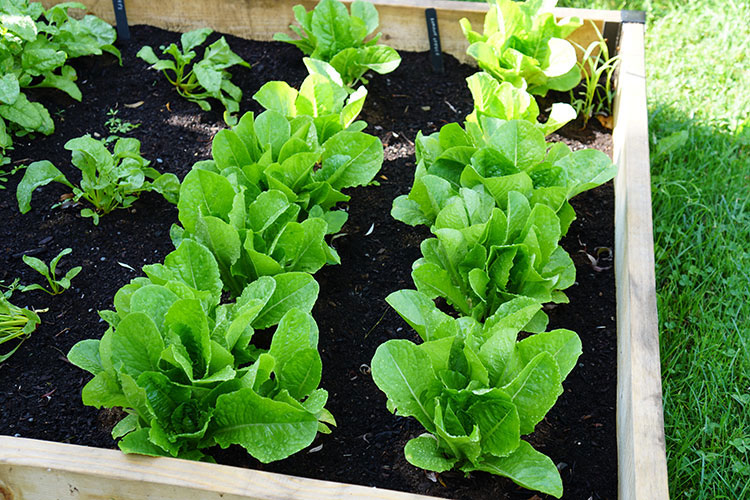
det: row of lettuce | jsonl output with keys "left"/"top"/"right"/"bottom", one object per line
{"left": 367, "top": 1, "right": 618, "bottom": 497}
{"left": 65, "top": 63, "right": 386, "bottom": 461}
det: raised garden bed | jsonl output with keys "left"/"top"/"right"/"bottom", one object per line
{"left": 0, "top": 1, "right": 668, "bottom": 500}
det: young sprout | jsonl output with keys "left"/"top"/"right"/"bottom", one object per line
{"left": 104, "top": 108, "right": 141, "bottom": 138}
{"left": 569, "top": 21, "right": 621, "bottom": 128}
{"left": 20, "top": 248, "right": 81, "bottom": 295}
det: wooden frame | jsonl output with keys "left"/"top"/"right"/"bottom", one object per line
{"left": 3, "top": 2, "right": 669, "bottom": 499}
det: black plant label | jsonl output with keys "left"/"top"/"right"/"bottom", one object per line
{"left": 425, "top": 8, "right": 444, "bottom": 74}
{"left": 112, "top": 0, "right": 130, "bottom": 41}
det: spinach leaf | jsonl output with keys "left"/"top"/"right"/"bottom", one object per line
{"left": 137, "top": 28, "right": 250, "bottom": 125}
{"left": 16, "top": 135, "right": 179, "bottom": 224}
{"left": 0, "top": 1, "right": 120, "bottom": 159}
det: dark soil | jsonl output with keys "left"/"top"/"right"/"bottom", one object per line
{"left": 0, "top": 25, "right": 616, "bottom": 500}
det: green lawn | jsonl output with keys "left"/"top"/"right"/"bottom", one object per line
{"left": 450, "top": 0, "right": 750, "bottom": 497}
{"left": 636, "top": 1, "right": 750, "bottom": 498}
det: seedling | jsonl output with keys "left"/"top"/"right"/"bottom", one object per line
{"left": 569, "top": 22, "right": 621, "bottom": 128}
{"left": 137, "top": 28, "right": 250, "bottom": 125}
{"left": 20, "top": 248, "right": 81, "bottom": 295}
{"left": 104, "top": 109, "right": 141, "bottom": 136}
{"left": 1, "top": 158, "right": 24, "bottom": 190}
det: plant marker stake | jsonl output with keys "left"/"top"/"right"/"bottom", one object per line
{"left": 425, "top": 8, "right": 444, "bottom": 74}
{"left": 112, "top": 0, "right": 130, "bottom": 41}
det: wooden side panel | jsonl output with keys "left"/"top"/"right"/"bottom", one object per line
{"left": 0, "top": 436, "right": 440, "bottom": 500}
{"left": 612, "top": 22, "right": 670, "bottom": 500}
{"left": 41, "top": 0, "right": 619, "bottom": 63}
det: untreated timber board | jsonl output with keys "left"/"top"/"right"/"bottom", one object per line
{"left": 41, "top": 0, "right": 620, "bottom": 64}
{"left": 612, "top": 21, "right": 671, "bottom": 500}
{"left": 0, "top": 436, "right": 438, "bottom": 500}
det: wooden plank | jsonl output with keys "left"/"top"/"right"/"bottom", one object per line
{"left": 42, "top": 0, "right": 620, "bottom": 63}
{"left": 612, "top": 22, "right": 671, "bottom": 500}
{"left": 0, "top": 436, "right": 441, "bottom": 500}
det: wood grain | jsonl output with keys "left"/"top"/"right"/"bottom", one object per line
{"left": 0, "top": 436, "right": 439, "bottom": 500}
{"left": 41, "top": 0, "right": 619, "bottom": 63}
{"left": 612, "top": 21, "right": 671, "bottom": 500}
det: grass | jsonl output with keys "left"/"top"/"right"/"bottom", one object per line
{"left": 453, "top": 0, "right": 750, "bottom": 497}
{"left": 640, "top": 1, "right": 750, "bottom": 498}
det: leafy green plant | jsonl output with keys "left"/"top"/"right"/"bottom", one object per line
{"left": 374, "top": 47, "right": 617, "bottom": 494}
{"left": 392, "top": 119, "right": 617, "bottom": 233}
{"left": 465, "top": 71, "right": 575, "bottom": 137}
{"left": 20, "top": 247, "right": 81, "bottom": 295}
{"left": 137, "top": 28, "right": 250, "bottom": 125}
{"left": 372, "top": 293, "right": 581, "bottom": 498}
{"left": 274, "top": 0, "right": 401, "bottom": 87}
{"left": 104, "top": 108, "right": 140, "bottom": 136}
{"left": 68, "top": 239, "right": 333, "bottom": 462}
{"left": 0, "top": 0, "right": 121, "bottom": 157}
{"left": 0, "top": 157, "right": 23, "bottom": 189}
{"left": 1, "top": 279, "right": 43, "bottom": 362}
{"left": 67, "top": 59, "right": 381, "bottom": 463}
{"left": 172, "top": 65, "right": 382, "bottom": 295}
{"left": 0, "top": 292, "right": 42, "bottom": 363}
{"left": 460, "top": 0, "right": 582, "bottom": 96}
{"left": 568, "top": 22, "right": 620, "bottom": 128}
{"left": 410, "top": 186, "right": 574, "bottom": 325}
{"left": 17, "top": 135, "right": 179, "bottom": 224}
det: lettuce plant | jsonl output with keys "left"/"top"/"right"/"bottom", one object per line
{"left": 374, "top": 49, "right": 617, "bottom": 494}
{"left": 0, "top": 0, "right": 121, "bottom": 158}
{"left": 20, "top": 247, "right": 80, "bottom": 295}
{"left": 411, "top": 186, "right": 574, "bottom": 325}
{"left": 137, "top": 28, "right": 250, "bottom": 125}
{"left": 372, "top": 293, "right": 581, "bottom": 498}
{"left": 68, "top": 239, "right": 333, "bottom": 462}
{"left": 67, "top": 60, "right": 382, "bottom": 463}
{"left": 466, "top": 72, "right": 575, "bottom": 137}
{"left": 460, "top": 0, "right": 582, "bottom": 96}
{"left": 274, "top": 0, "right": 401, "bottom": 87}
{"left": 17, "top": 135, "right": 179, "bottom": 224}
{"left": 172, "top": 67, "right": 382, "bottom": 295}
{"left": 392, "top": 118, "right": 617, "bottom": 234}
